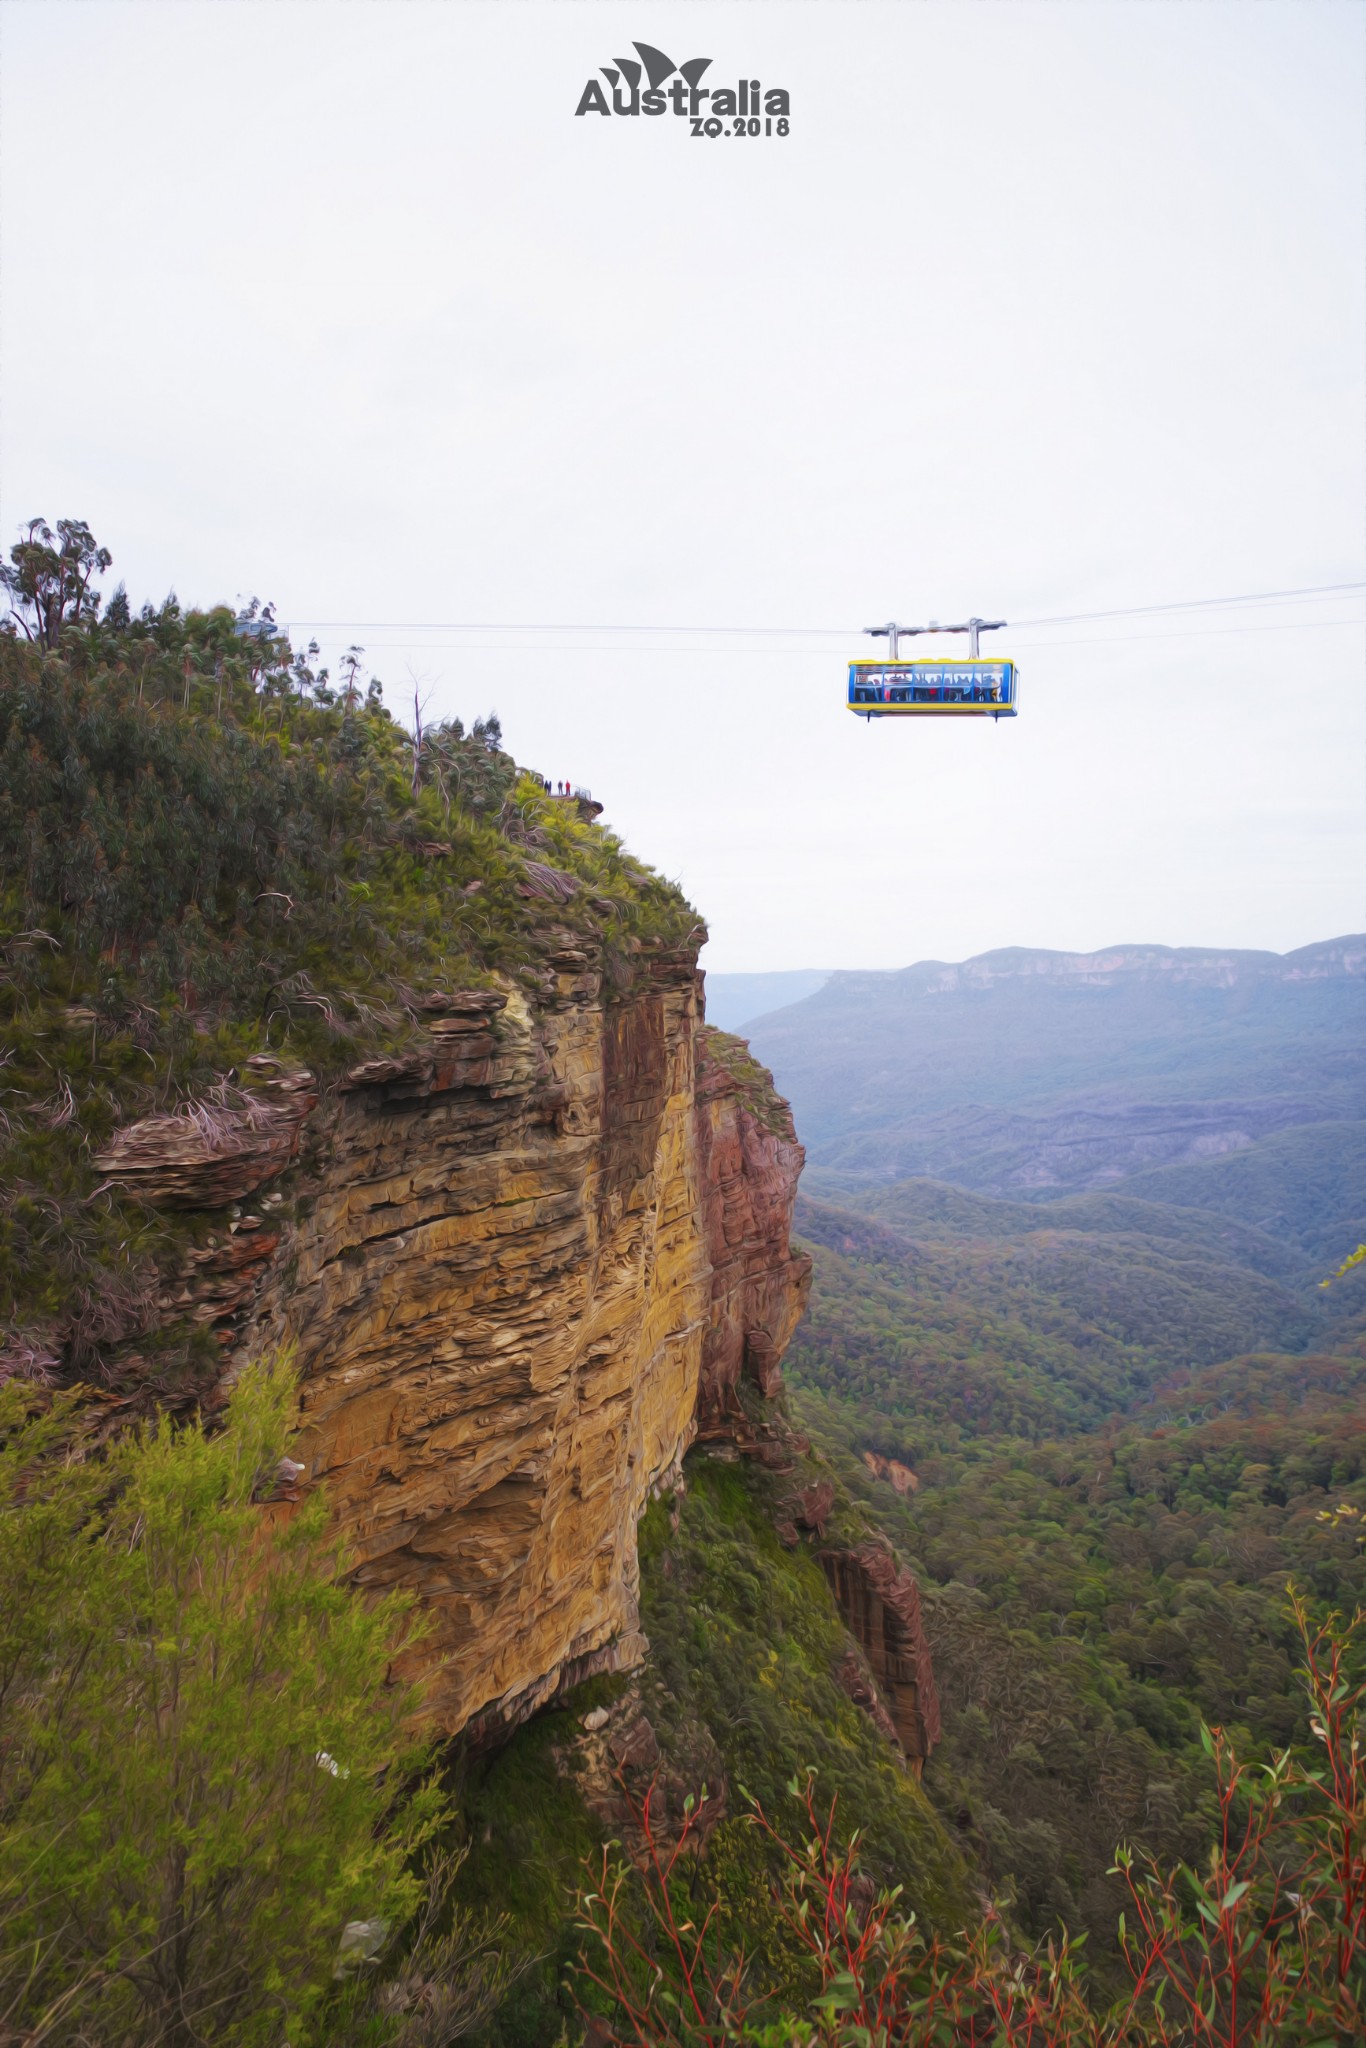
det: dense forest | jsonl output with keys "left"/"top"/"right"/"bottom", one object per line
{"left": 782, "top": 1164, "right": 1366, "bottom": 1983}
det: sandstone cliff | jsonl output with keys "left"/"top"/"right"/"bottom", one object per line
{"left": 819, "top": 1542, "right": 942, "bottom": 1777}
{"left": 100, "top": 952, "right": 811, "bottom": 1742}
{"left": 693, "top": 1031, "right": 812, "bottom": 1436}
{"left": 4, "top": 614, "right": 945, "bottom": 1832}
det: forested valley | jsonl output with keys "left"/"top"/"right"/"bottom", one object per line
{"left": 740, "top": 952, "right": 1366, "bottom": 1985}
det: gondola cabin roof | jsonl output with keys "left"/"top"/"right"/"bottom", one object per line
{"left": 847, "top": 658, "right": 1019, "bottom": 719}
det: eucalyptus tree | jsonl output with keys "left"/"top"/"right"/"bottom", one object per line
{"left": 1, "top": 518, "right": 112, "bottom": 649}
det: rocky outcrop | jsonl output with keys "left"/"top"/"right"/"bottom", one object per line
{"left": 242, "top": 950, "right": 705, "bottom": 1738}
{"left": 819, "top": 1543, "right": 941, "bottom": 1777}
{"left": 118, "top": 952, "right": 810, "bottom": 1743}
{"left": 95, "top": 1067, "right": 316, "bottom": 1208}
{"left": 692, "top": 1029, "right": 812, "bottom": 1445}
{"left": 558, "top": 1684, "right": 727, "bottom": 1868}
{"left": 863, "top": 1451, "right": 919, "bottom": 1495}
{"left": 89, "top": 940, "right": 954, "bottom": 1785}
{"left": 774, "top": 1478, "right": 835, "bottom": 1547}
{"left": 836, "top": 1645, "right": 903, "bottom": 1753}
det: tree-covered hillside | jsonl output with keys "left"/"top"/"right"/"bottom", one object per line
{"left": 783, "top": 1157, "right": 1366, "bottom": 1976}
{"left": 789, "top": 1188, "right": 1360, "bottom": 1446}
{"left": 800, "top": 1121, "right": 1366, "bottom": 1283}
{"left": 750, "top": 930, "right": 1366, "bottom": 1988}
{"left": 793, "top": 1359, "right": 1366, "bottom": 1973}
{"left": 1119, "top": 1119, "right": 1366, "bottom": 1264}
{"left": 741, "top": 942, "right": 1366, "bottom": 1191}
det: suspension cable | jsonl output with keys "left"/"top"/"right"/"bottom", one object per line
{"left": 284, "top": 580, "right": 1364, "bottom": 641}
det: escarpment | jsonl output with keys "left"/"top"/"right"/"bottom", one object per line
{"left": 98, "top": 952, "right": 811, "bottom": 1741}
{"left": 4, "top": 625, "right": 945, "bottom": 1829}
{"left": 694, "top": 1029, "right": 813, "bottom": 1448}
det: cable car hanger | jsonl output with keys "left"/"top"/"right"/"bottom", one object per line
{"left": 850, "top": 614, "right": 1018, "bottom": 722}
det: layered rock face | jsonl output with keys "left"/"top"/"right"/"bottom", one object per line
{"left": 694, "top": 1032, "right": 812, "bottom": 1435}
{"left": 819, "top": 1544, "right": 942, "bottom": 1776}
{"left": 197, "top": 954, "right": 813, "bottom": 1740}
{"left": 93, "top": 943, "right": 951, "bottom": 1781}
{"left": 863, "top": 1450, "right": 919, "bottom": 1494}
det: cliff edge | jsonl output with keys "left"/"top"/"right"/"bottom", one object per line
{"left": 103, "top": 953, "right": 811, "bottom": 1741}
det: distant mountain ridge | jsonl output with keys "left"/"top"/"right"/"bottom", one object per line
{"left": 740, "top": 935, "right": 1366, "bottom": 1203}
{"left": 830, "top": 935, "right": 1366, "bottom": 1000}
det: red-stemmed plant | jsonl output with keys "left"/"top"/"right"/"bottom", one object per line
{"left": 576, "top": 1598, "right": 1363, "bottom": 2046}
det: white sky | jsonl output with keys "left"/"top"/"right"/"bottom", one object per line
{"left": 3, "top": 0, "right": 1363, "bottom": 971}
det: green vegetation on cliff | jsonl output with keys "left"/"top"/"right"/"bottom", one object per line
{"left": 695, "top": 1028, "right": 796, "bottom": 1135}
{"left": 636, "top": 1457, "right": 967, "bottom": 1921}
{"left": 451, "top": 1448, "right": 970, "bottom": 2045}
{"left": 0, "top": 581, "right": 697, "bottom": 1400}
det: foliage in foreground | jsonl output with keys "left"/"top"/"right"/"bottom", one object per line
{"left": 0, "top": 1356, "right": 455, "bottom": 2046}
{"left": 635, "top": 1460, "right": 970, "bottom": 1928}
{"left": 576, "top": 1598, "right": 1365, "bottom": 2045}
{"left": 447, "top": 1455, "right": 971, "bottom": 2048}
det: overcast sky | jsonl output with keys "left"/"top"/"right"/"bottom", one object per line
{"left": 3, "top": 0, "right": 1362, "bottom": 971}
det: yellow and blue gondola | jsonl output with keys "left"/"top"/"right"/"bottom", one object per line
{"left": 846, "top": 658, "right": 1019, "bottom": 720}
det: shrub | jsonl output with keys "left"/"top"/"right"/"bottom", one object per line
{"left": 0, "top": 1355, "right": 445, "bottom": 2047}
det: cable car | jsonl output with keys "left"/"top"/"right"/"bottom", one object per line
{"left": 847, "top": 657, "right": 1018, "bottom": 719}
{"left": 848, "top": 617, "right": 1018, "bottom": 721}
